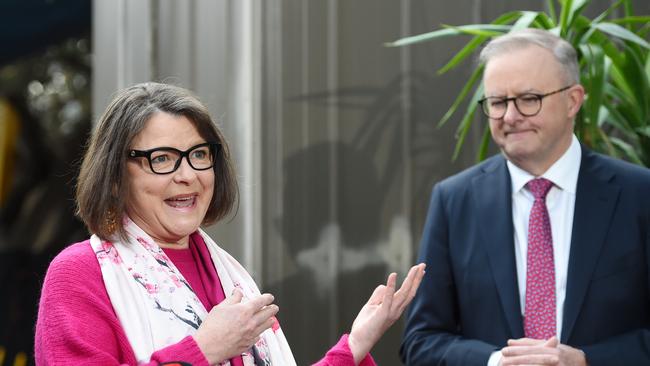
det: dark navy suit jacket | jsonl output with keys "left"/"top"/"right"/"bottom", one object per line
{"left": 400, "top": 147, "right": 650, "bottom": 365}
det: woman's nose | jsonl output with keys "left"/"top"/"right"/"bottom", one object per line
{"left": 172, "top": 157, "right": 197, "bottom": 182}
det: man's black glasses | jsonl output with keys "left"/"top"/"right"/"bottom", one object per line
{"left": 478, "top": 85, "right": 573, "bottom": 119}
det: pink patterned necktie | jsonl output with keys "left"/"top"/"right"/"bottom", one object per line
{"left": 524, "top": 177, "right": 556, "bottom": 339}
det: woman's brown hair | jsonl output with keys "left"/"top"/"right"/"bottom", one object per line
{"left": 76, "top": 82, "right": 238, "bottom": 240}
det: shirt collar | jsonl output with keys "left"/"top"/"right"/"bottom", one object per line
{"left": 507, "top": 134, "right": 581, "bottom": 194}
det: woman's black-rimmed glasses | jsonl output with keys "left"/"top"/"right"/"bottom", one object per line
{"left": 478, "top": 85, "right": 573, "bottom": 119}
{"left": 128, "top": 142, "right": 220, "bottom": 174}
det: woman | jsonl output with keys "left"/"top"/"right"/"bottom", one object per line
{"left": 35, "top": 82, "right": 425, "bottom": 366}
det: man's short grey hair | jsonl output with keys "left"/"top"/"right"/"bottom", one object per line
{"left": 479, "top": 28, "right": 580, "bottom": 84}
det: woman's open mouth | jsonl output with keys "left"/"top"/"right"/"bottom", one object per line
{"left": 165, "top": 195, "right": 197, "bottom": 209}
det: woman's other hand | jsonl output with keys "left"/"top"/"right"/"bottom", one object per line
{"left": 348, "top": 263, "right": 426, "bottom": 365}
{"left": 194, "top": 290, "right": 278, "bottom": 365}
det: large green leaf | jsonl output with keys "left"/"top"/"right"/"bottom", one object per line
{"left": 636, "top": 126, "right": 650, "bottom": 138}
{"left": 440, "top": 24, "right": 509, "bottom": 37}
{"left": 604, "top": 80, "right": 639, "bottom": 128}
{"left": 604, "top": 77, "right": 634, "bottom": 105}
{"left": 534, "top": 12, "right": 556, "bottom": 29}
{"left": 476, "top": 124, "right": 493, "bottom": 161}
{"left": 610, "top": 136, "right": 644, "bottom": 165}
{"left": 558, "top": 0, "right": 574, "bottom": 36}
{"left": 566, "top": 15, "right": 592, "bottom": 45}
{"left": 452, "top": 84, "right": 484, "bottom": 161}
{"left": 565, "top": 0, "right": 590, "bottom": 34}
{"left": 622, "top": 0, "right": 634, "bottom": 24}
{"left": 437, "top": 36, "right": 490, "bottom": 75}
{"left": 546, "top": 0, "right": 558, "bottom": 24}
{"left": 491, "top": 11, "right": 527, "bottom": 27}
{"left": 591, "top": 0, "right": 625, "bottom": 25}
{"left": 581, "top": 24, "right": 625, "bottom": 66}
{"left": 614, "top": 46, "right": 650, "bottom": 122}
{"left": 602, "top": 103, "right": 637, "bottom": 140}
{"left": 592, "top": 22, "right": 650, "bottom": 49}
{"left": 385, "top": 24, "right": 511, "bottom": 47}
{"left": 435, "top": 11, "right": 531, "bottom": 74}
{"left": 579, "top": 43, "right": 606, "bottom": 130}
{"left": 594, "top": 128, "right": 618, "bottom": 158}
{"left": 511, "top": 11, "right": 541, "bottom": 31}
{"left": 611, "top": 16, "right": 650, "bottom": 26}
{"left": 439, "top": 65, "right": 484, "bottom": 127}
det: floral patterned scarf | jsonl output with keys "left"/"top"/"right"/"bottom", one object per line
{"left": 90, "top": 217, "right": 296, "bottom": 365}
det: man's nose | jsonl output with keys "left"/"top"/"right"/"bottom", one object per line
{"left": 502, "top": 99, "right": 523, "bottom": 124}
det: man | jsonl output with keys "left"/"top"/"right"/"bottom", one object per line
{"left": 400, "top": 28, "right": 650, "bottom": 366}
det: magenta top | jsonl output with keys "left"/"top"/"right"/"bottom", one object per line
{"left": 162, "top": 234, "right": 244, "bottom": 366}
{"left": 35, "top": 237, "right": 376, "bottom": 366}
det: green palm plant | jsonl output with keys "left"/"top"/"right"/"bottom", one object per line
{"left": 387, "top": 0, "right": 650, "bottom": 166}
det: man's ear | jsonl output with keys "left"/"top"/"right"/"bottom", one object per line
{"left": 567, "top": 84, "right": 585, "bottom": 119}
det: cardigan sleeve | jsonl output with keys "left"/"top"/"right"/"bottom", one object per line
{"left": 34, "top": 241, "right": 210, "bottom": 366}
{"left": 312, "top": 334, "right": 376, "bottom": 366}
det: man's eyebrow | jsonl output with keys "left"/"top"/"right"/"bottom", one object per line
{"left": 485, "top": 88, "right": 542, "bottom": 97}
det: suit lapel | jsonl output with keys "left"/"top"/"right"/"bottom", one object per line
{"left": 473, "top": 156, "right": 524, "bottom": 338}
{"left": 561, "top": 149, "right": 620, "bottom": 343}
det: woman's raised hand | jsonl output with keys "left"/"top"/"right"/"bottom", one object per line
{"left": 348, "top": 263, "right": 426, "bottom": 365}
{"left": 194, "top": 290, "right": 278, "bottom": 365}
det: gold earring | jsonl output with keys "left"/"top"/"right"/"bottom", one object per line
{"left": 104, "top": 209, "right": 118, "bottom": 235}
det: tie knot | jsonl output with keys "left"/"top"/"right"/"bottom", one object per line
{"left": 527, "top": 178, "right": 554, "bottom": 200}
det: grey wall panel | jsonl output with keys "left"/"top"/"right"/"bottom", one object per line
{"left": 92, "top": 0, "right": 153, "bottom": 119}
{"left": 261, "top": 1, "right": 441, "bottom": 364}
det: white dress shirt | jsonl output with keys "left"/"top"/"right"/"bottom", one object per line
{"left": 488, "top": 135, "right": 581, "bottom": 366}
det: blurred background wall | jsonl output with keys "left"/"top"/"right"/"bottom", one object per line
{"left": 1, "top": 0, "right": 648, "bottom": 365}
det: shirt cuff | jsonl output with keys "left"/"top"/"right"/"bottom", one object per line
{"left": 487, "top": 350, "right": 502, "bottom": 366}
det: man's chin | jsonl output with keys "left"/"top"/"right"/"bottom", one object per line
{"left": 502, "top": 142, "right": 534, "bottom": 157}
{"left": 501, "top": 146, "right": 537, "bottom": 165}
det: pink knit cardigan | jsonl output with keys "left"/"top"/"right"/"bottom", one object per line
{"left": 35, "top": 240, "right": 376, "bottom": 366}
